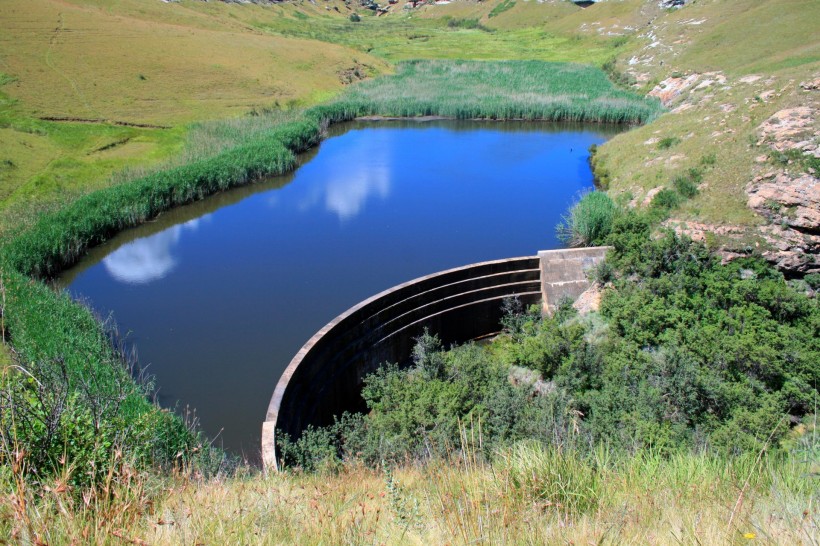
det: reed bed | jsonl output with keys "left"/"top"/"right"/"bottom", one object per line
{"left": 335, "top": 60, "right": 663, "bottom": 124}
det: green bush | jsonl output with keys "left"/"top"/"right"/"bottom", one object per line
{"left": 446, "top": 18, "right": 490, "bottom": 31}
{"left": 672, "top": 173, "right": 699, "bottom": 198}
{"left": 657, "top": 136, "right": 681, "bottom": 150}
{"left": 650, "top": 188, "right": 682, "bottom": 211}
{"left": 557, "top": 191, "right": 618, "bottom": 247}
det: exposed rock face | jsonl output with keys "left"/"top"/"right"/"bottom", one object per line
{"left": 648, "top": 74, "right": 700, "bottom": 106}
{"left": 757, "top": 106, "right": 819, "bottom": 156}
{"left": 747, "top": 172, "right": 820, "bottom": 232}
{"left": 745, "top": 99, "right": 820, "bottom": 274}
{"left": 572, "top": 283, "right": 604, "bottom": 316}
{"left": 658, "top": 0, "right": 687, "bottom": 8}
{"left": 759, "top": 224, "right": 820, "bottom": 274}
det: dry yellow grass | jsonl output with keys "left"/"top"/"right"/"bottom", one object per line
{"left": 6, "top": 446, "right": 815, "bottom": 545}
{"left": 0, "top": 0, "right": 386, "bottom": 125}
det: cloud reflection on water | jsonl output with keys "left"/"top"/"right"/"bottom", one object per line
{"left": 299, "top": 137, "right": 392, "bottom": 220}
{"left": 103, "top": 218, "right": 205, "bottom": 284}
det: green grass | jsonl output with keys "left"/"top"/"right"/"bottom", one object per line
{"left": 557, "top": 190, "right": 618, "bottom": 247}
{"left": 671, "top": 0, "right": 820, "bottom": 75}
{"left": 254, "top": 15, "right": 623, "bottom": 65}
{"left": 488, "top": 0, "right": 516, "bottom": 19}
{"left": 336, "top": 60, "right": 663, "bottom": 123}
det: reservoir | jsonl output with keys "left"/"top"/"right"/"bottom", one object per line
{"left": 57, "top": 120, "right": 621, "bottom": 459}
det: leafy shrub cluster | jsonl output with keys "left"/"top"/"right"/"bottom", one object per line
{"left": 650, "top": 164, "right": 708, "bottom": 217}
{"left": 278, "top": 330, "right": 581, "bottom": 470}
{"left": 656, "top": 136, "right": 680, "bottom": 150}
{"left": 601, "top": 57, "right": 637, "bottom": 89}
{"left": 279, "top": 211, "right": 819, "bottom": 470}
{"left": 446, "top": 18, "right": 492, "bottom": 32}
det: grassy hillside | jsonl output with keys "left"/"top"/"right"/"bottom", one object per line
{"left": 0, "top": 0, "right": 387, "bottom": 227}
{"left": 0, "top": 0, "right": 384, "bottom": 124}
{"left": 560, "top": 0, "right": 819, "bottom": 271}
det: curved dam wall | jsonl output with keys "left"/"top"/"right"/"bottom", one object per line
{"left": 263, "top": 248, "right": 610, "bottom": 468}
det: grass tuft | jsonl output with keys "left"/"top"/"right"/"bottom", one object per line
{"left": 557, "top": 191, "right": 618, "bottom": 247}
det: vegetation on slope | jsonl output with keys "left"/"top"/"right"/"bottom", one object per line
{"left": 279, "top": 208, "right": 819, "bottom": 470}
{"left": 5, "top": 434, "right": 817, "bottom": 544}
{"left": 576, "top": 0, "right": 819, "bottom": 265}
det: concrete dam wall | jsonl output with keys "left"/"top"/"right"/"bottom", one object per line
{"left": 263, "top": 247, "right": 610, "bottom": 468}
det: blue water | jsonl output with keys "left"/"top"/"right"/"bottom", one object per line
{"left": 58, "top": 120, "right": 620, "bottom": 458}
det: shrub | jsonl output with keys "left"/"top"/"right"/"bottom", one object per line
{"left": 557, "top": 191, "right": 618, "bottom": 247}
{"left": 446, "top": 18, "right": 490, "bottom": 31}
{"left": 657, "top": 136, "right": 680, "bottom": 150}
{"left": 672, "top": 173, "right": 699, "bottom": 198}
{"left": 650, "top": 188, "right": 682, "bottom": 211}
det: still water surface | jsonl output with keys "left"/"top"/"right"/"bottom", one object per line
{"left": 58, "top": 120, "right": 621, "bottom": 458}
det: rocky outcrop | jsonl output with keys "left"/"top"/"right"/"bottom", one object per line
{"left": 572, "top": 283, "right": 604, "bottom": 315}
{"left": 745, "top": 98, "right": 819, "bottom": 274}
{"left": 756, "top": 106, "right": 818, "bottom": 156}
{"left": 648, "top": 74, "right": 700, "bottom": 106}
{"left": 759, "top": 224, "right": 820, "bottom": 274}
{"left": 747, "top": 172, "right": 820, "bottom": 233}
